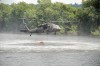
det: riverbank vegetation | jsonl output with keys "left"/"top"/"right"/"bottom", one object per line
{"left": 0, "top": 0, "right": 100, "bottom": 36}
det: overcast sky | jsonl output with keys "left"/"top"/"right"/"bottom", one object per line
{"left": 0, "top": 0, "right": 82, "bottom": 4}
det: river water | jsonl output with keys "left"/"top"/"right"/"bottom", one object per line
{"left": 0, "top": 33, "right": 100, "bottom": 66}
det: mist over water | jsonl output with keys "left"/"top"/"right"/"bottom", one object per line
{"left": 0, "top": 33, "right": 100, "bottom": 52}
{"left": 0, "top": 33, "right": 100, "bottom": 66}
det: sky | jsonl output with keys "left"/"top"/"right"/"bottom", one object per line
{"left": 0, "top": 0, "right": 82, "bottom": 4}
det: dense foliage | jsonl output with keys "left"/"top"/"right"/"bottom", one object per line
{"left": 0, "top": 0, "right": 100, "bottom": 35}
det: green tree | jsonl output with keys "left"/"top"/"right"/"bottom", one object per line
{"left": 0, "top": 3, "right": 11, "bottom": 31}
{"left": 76, "top": 8, "right": 94, "bottom": 35}
{"left": 83, "top": 0, "right": 100, "bottom": 26}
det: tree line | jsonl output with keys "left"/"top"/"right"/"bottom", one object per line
{"left": 0, "top": 0, "right": 100, "bottom": 35}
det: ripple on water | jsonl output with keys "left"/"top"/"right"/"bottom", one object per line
{"left": 0, "top": 40, "right": 100, "bottom": 52}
